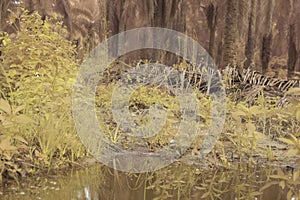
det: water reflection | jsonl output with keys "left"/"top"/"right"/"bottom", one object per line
{"left": 1, "top": 162, "right": 299, "bottom": 200}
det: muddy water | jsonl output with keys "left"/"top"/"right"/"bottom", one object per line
{"left": 0, "top": 162, "right": 298, "bottom": 200}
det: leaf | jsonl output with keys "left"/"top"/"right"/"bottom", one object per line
{"left": 279, "top": 180, "right": 285, "bottom": 189}
{"left": 296, "top": 110, "right": 300, "bottom": 122}
{"left": 293, "top": 170, "right": 300, "bottom": 181}
{"left": 0, "top": 138, "right": 17, "bottom": 151}
{"left": 231, "top": 111, "right": 245, "bottom": 121}
{"left": 278, "top": 138, "right": 297, "bottom": 146}
{"left": 253, "top": 131, "right": 266, "bottom": 139}
{"left": 246, "top": 123, "right": 256, "bottom": 133}
{"left": 260, "top": 181, "right": 278, "bottom": 191}
{"left": 287, "top": 190, "right": 293, "bottom": 200}
{"left": 201, "top": 192, "right": 210, "bottom": 199}
{"left": 249, "top": 106, "right": 264, "bottom": 115}
{"left": 13, "top": 105, "right": 26, "bottom": 114}
{"left": 286, "top": 87, "right": 300, "bottom": 95}
{"left": 269, "top": 175, "right": 288, "bottom": 180}
{"left": 250, "top": 191, "right": 263, "bottom": 196}
{"left": 238, "top": 104, "right": 249, "bottom": 113}
{"left": 0, "top": 99, "right": 11, "bottom": 115}
{"left": 14, "top": 115, "right": 34, "bottom": 124}
{"left": 287, "top": 149, "right": 299, "bottom": 156}
{"left": 14, "top": 135, "right": 28, "bottom": 145}
{"left": 0, "top": 115, "right": 5, "bottom": 122}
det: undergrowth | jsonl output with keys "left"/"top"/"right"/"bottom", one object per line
{"left": 0, "top": 9, "right": 299, "bottom": 198}
{"left": 0, "top": 9, "right": 86, "bottom": 184}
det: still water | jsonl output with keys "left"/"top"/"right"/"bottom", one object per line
{"left": 0, "top": 162, "right": 299, "bottom": 200}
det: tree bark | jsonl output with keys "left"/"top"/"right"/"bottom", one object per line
{"left": 223, "top": 0, "right": 238, "bottom": 68}
{"left": 206, "top": 3, "right": 218, "bottom": 59}
{"left": 287, "top": 23, "right": 298, "bottom": 78}
{"left": 261, "top": 0, "right": 274, "bottom": 74}
{"left": 261, "top": 33, "right": 272, "bottom": 74}
{"left": 0, "top": 0, "right": 11, "bottom": 32}
{"left": 245, "top": 0, "right": 256, "bottom": 69}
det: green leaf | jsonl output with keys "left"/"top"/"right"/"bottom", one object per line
{"left": 0, "top": 99, "right": 11, "bottom": 115}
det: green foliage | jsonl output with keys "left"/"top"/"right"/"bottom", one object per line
{"left": 0, "top": 9, "right": 299, "bottom": 191}
{"left": 0, "top": 8, "right": 86, "bottom": 181}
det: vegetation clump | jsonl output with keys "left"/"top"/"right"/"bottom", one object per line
{"left": 0, "top": 8, "right": 86, "bottom": 184}
{"left": 0, "top": 9, "right": 300, "bottom": 200}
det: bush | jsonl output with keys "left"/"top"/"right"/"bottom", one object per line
{"left": 0, "top": 8, "right": 86, "bottom": 180}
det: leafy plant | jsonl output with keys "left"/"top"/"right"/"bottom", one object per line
{"left": 0, "top": 8, "right": 86, "bottom": 181}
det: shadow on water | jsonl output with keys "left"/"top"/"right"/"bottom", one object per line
{"left": 1, "top": 161, "right": 299, "bottom": 200}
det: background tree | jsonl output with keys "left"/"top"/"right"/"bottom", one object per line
{"left": 0, "top": 0, "right": 13, "bottom": 32}
{"left": 205, "top": 3, "right": 218, "bottom": 59}
{"left": 244, "top": 0, "right": 256, "bottom": 69}
{"left": 1, "top": 0, "right": 299, "bottom": 78}
{"left": 223, "top": 0, "right": 238, "bottom": 68}
{"left": 287, "top": 24, "right": 297, "bottom": 78}
{"left": 261, "top": 0, "right": 274, "bottom": 74}
{"left": 287, "top": 6, "right": 298, "bottom": 78}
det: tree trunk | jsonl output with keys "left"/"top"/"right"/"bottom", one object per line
{"left": 106, "top": 0, "right": 124, "bottom": 57}
{"left": 206, "top": 3, "right": 218, "bottom": 59}
{"left": 287, "top": 23, "right": 298, "bottom": 78}
{"left": 244, "top": 0, "right": 256, "bottom": 69}
{"left": 152, "top": 0, "right": 186, "bottom": 64}
{"left": 237, "top": 0, "right": 250, "bottom": 39}
{"left": 261, "top": 33, "right": 272, "bottom": 74}
{"left": 223, "top": 0, "right": 238, "bottom": 68}
{"left": 216, "top": 35, "right": 223, "bottom": 66}
{"left": 261, "top": 0, "right": 274, "bottom": 74}
{"left": 0, "top": 0, "right": 11, "bottom": 32}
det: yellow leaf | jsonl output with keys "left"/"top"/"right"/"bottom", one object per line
{"left": 246, "top": 123, "right": 256, "bottom": 133}
{"left": 293, "top": 170, "right": 300, "bottom": 181}
{"left": 14, "top": 115, "right": 34, "bottom": 124}
{"left": 0, "top": 138, "right": 17, "bottom": 151}
{"left": 0, "top": 115, "right": 5, "bottom": 122}
{"left": 287, "top": 149, "right": 299, "bottom": 156}
{"left": 260, "top": 181, "right": 278, "bottom": 191}
{"left": 287, "top": 190, "right": 293, "bottom": 200}
{"left": 254, "top": 131, "right": 266, "bottom": 139}
{"left": 286, "top": 87, "right": 300, "bottom": 95}
{"left": 201, "top": 192, "right": 210, "bottom": 199}
{"left": 14, "top": 135, "right": 28, "bottom": 145}
{"left": 0, "top": 99, "right": 11, "bottom": 115}
{"left": 232, "top": 111, "right": 245, "bottom": 121}
{"left": 279, "top": 180, "right": 285, "bottom": 189}
{"left": 296, "top": 110, "right": 300, "bottom": 122}
{"left": 249, "top": 106, "right": 264, "bottom": 115}
{"left": 238, "top": 104, "right": 249, "bottom": 113}
{"left": 278, "top": 138, "right": 297, "bottom": 146}
{"left": 13, "top": 105, "right": 26, "bottom": 114}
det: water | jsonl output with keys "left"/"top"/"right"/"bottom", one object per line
{"left": 0, "top": 162, "right": 298, "bottom": 200}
